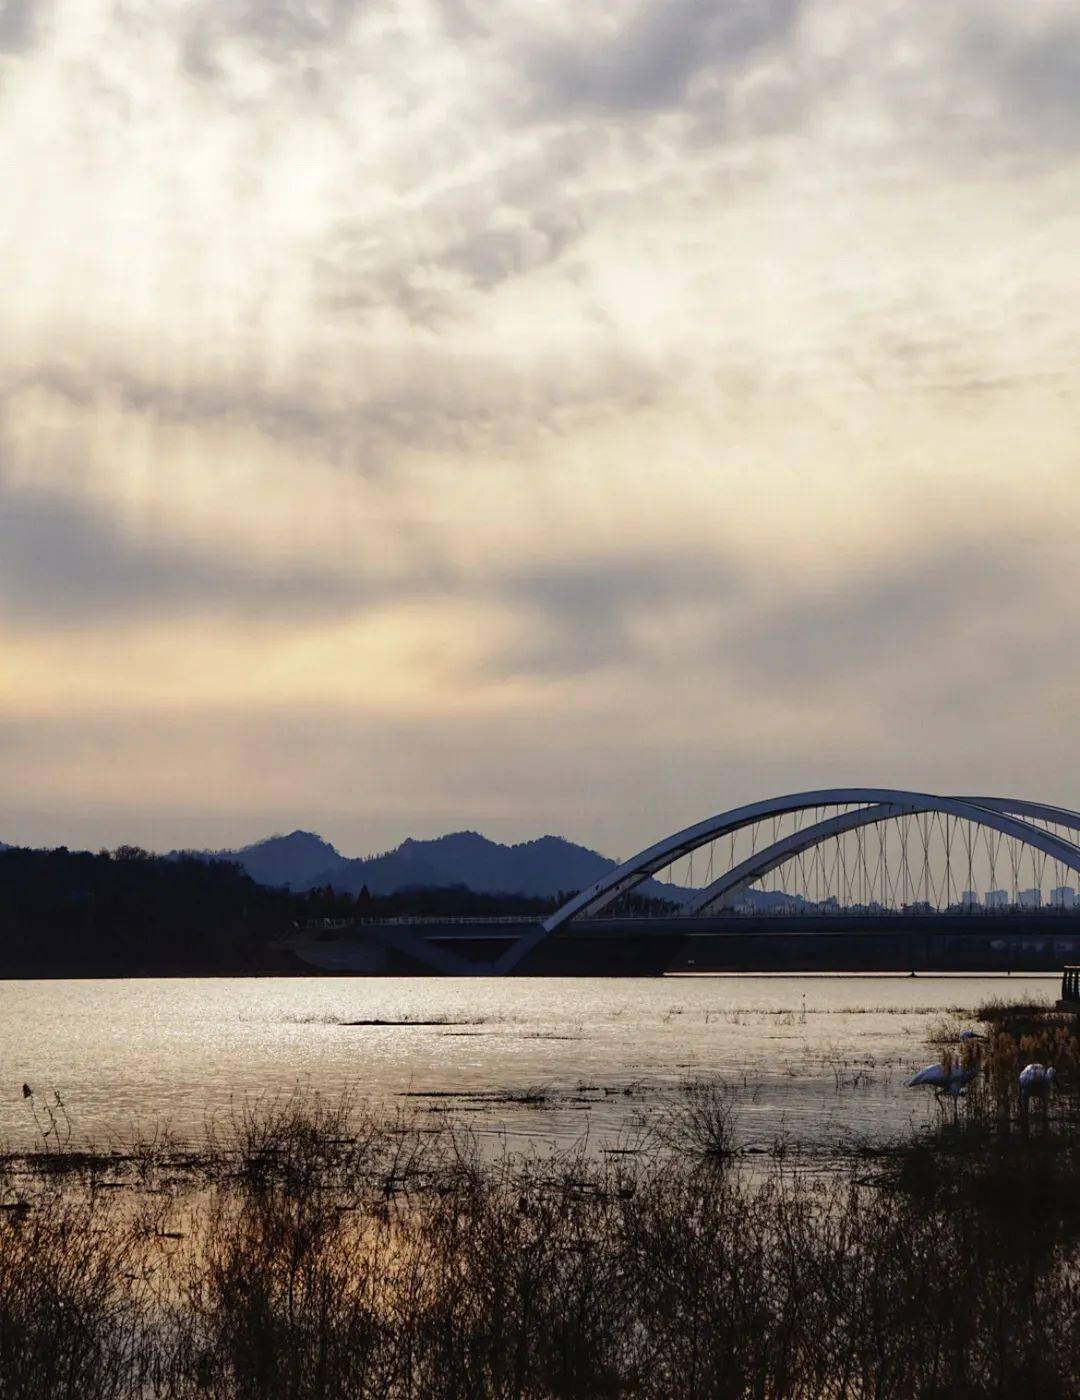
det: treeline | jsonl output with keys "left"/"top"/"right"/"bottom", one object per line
{"left": 0, "top": 846, "right": 297, "bottom": 975}
{"left": 345, "top": 884, "right": 562, "bottom": 919}
{"left": 0, "top": 846, "right": 571, "bottom": 976}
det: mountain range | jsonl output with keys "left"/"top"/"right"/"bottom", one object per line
{"left": 187, "top": 828, "right": 693, "bottom": 904}
{"left": 1, "top": 828, "right": 801, "bottom": 911}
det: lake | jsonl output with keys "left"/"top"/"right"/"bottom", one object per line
{"left": 0, "top": 974, "right": 1057, "bottom": 1153}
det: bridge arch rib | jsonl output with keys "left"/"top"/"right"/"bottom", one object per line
{"left": 684, "top": 797, "right": 1080, "bottom": 917}
{"left": 956, "top": 798, "right": 1080, "bottom": 835}
{"left": 494, "top": 789, "right": 1080, "bottom": 973}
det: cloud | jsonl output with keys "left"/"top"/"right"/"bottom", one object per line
{"left": 723, "top": 545, "right": 1049, "bottom": 693}
{"left": 7, "top": 365, "right": 331, "bottom": 447}
{"left": 436, "top": 215, "right": 583, "bottom": 292}
{"left": 0, "top": 486, "right": 385, "bottom": 625}
{"left": 964, "top": 15, "right": 1080, "bottom": 152}
{"left": 484, "top": 552, "right": 739, "bottom": 676}
{"left": 2, "top": 0, "right": 1080, "bottom": 854}
{"left": 180, "top": 0, "right": 366, "bottom": 79}
{"left": 0, "top": 0, "right": 42, "bottom": 52}
{"left": 0, "top": 475, "right": 740, "bottom": 674}
{"left": 525, "top": 0, "right": 802, "bottom": 116}
{"left": 2, "top": 336, "right": 668, "bottom": 503}
{"left": 473, "top": 538, "right": 1071, "bottom": 705}
{"left": 318, "top": 195, "right": 587, "bottom": 321}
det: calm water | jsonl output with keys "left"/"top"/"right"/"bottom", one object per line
{"left": 0, "top": 975, "right": 1057, "bottom": 1154}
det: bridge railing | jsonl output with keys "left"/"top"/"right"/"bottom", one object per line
{"left": 1062, "top": 966, "right": 1080, "bottom": 1005}
{"left": 303, "top": 915, "right": 538, "bottom": 928}
{"left": 355, "top": 915, "right": 539, "bottom": 926}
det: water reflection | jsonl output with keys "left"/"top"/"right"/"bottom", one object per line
{"left": 0, "top": 974, "right": 1056, "bottom": 1152}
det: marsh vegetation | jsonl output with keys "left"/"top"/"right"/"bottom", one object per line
{"left": 2, "top": 999, "right": 1079, "bottom": 1398}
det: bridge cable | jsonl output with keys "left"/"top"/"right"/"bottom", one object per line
{"left": 870, "top": 820, "right": 884, "bottom": 910}
{"left": 1008, "top": 837, "right": 1021, "bottom": 906}
{"left": 969, "top": 817, "right": 980, "bottom": 907}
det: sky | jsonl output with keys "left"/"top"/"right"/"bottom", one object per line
{"left": 2, "top": 0, "right": 1079, "bottom": 861}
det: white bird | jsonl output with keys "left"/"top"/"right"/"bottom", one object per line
{"left": 905, "top": 1063, "right": 979, "bottom": 1096}
{"left": 1018, "top": 1063, "right": 1056, "bottom": 1107}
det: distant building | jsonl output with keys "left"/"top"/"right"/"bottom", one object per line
{"left": 961, "top": 890, "right": 980, "bottom": 909}
{"left": 1019, "top": 887, "right": 1042, "bottom": 909}
{"left": 985, "top": 889, "right": 1010, "bottom": 909}
{"left": 1051, "top": 886, "right": 1076, "bottom": 909}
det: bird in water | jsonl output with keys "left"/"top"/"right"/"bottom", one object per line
{"left": 1018, "top": 1063, "right": 1056, "bottom": 1108}
{"left": 905, "top": 1062, "right": 979, "bottom": 1097}
{"left": 958, "top": 1030, "right": 986, "bottom": 1042}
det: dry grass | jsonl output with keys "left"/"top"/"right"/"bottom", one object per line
{"left": 653, "top": 1078, "right": 738, "bottom": 1161}
{"left": 0, "top": 1077, "right": 1078, "bottom": 1398}
{"left": 971, "top": 1000, "right": 1080, "bottom": 1121}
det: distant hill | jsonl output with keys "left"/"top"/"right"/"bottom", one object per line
{"left": 194, "top": 828, "right": 692, "bottom": 904}
{"left": 3, "top": 829, "right": 814, "bottom": 931}
{"left": 178, "top": 827, "right": 818, "bottom": 910}
{"left": 174, "top": 830, "right": 347, "bottom": 890}
{"left": 306, "top": 831, "right": 648, "bottom": 900}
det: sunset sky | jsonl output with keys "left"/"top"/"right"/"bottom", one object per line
{"left": 3, "top": 0, "right": 1079, "bottom": 859}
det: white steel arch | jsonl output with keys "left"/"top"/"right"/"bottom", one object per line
{"left": 956, "top": 798, "right": 1080, "bottom": 835}
{"left": 519, "top": 789, "right": 1080, "bottom": 961}
{"left": 681, "top": 796, "right": 1080, "bottom": 917}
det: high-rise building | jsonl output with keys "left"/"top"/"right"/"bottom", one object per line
{"left": 1051, "top": 886, "right": 1076, "bottom": 909}
{"left": 961, "top": 890, "right": 979, "bottom": 909}
{"left": 1018, "top": 887, "right": 1042, "bottom": 909}
{"left": 985, "top": 889, "right": 1009, "bottom": 909}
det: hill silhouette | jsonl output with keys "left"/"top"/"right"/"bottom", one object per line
{"left": 209, "top": 828, "right": 693, "bottom": 904}
{"left": 204, "top": 830, "right": 345, "bottom": 889}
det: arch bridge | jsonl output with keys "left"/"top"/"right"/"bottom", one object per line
{"left": 359, "top": 789, "right": 1080, "bottom": 975}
